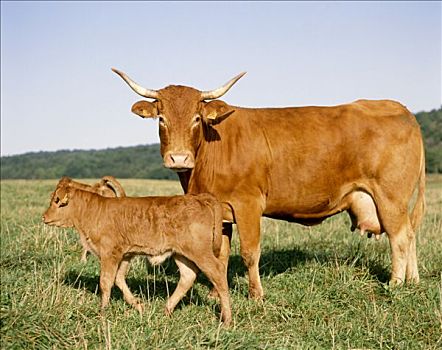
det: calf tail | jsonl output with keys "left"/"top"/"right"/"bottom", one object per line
{"left": 212, "top": 201, "right": 223, "bottom": 258}
{"left": 101, "top": 176, "right": 127, "bottom": 197}
{"left": 410, "top": 140, "right": 426, "bottom": 231}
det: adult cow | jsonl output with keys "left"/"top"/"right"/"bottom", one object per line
{"left": 112, "top": 68, "right": 425, "bottom": 299}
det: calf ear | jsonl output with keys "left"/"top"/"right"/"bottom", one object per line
{"left": 202, "top": 100, "right": 235, "bottom": 125}
{"left": 131, "top": 100, "right": 158, "bottom": 119}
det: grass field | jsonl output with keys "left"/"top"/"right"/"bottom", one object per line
{"left": 1, "top": 177, "right": 441, "bottom": 349}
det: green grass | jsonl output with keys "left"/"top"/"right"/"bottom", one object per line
{"left": 1, "top": 177, "right": 441, "bottom": 349}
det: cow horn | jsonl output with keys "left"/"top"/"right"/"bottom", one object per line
{"left": 112, "top": 68, "right": 160, "bottom": 99}
{"left": 200, "top": 72, "right": 246, "bottom": 100}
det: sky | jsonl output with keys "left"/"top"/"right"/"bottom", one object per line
{"left": 1, "top": 1, "right": 441, "bottom": 156}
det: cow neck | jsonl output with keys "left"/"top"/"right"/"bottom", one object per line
{"left": 187, "top": 107, "right": 261, "bottom": 194}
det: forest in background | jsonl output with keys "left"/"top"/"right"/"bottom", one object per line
{"left": 1, "top": 107, "right": 441, "bottom": 179}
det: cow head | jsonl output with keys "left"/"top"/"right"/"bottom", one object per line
{"left": 42, "top": 177, "right": 75, "bottom": 228}
{"left": 112, "top": 68, "right": 245, "bottom": 172}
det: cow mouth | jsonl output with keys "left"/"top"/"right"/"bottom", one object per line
{"left": 166, "top": 166, "right": 193, "bottom": 173}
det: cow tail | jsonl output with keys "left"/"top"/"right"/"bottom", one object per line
{"left": 410, "top": 140, "right": 426, "bottom": 231}
{"left": 212, "top": 201, "right": 223, "bottom": 258}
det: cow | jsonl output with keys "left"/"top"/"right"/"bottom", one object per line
{"left": 112, "top": 68, "right": 426, "bottom": 300}
{"left": 67, "top": 176, "right": 127, "bottom": 262}
{"left": 42, "top": 177, "right": 231, "bottom": 325}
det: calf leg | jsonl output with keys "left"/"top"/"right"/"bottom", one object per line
{"left": 99, "top": 256, "right": 120, "bottom": 310}
{"left": 114, "top": 258, "right": 144, "bottom": 312}
{"left": 191, "top": 253, "right": 232, "bottom": 326}
{"left": 79, "top": 234, "right": 90, "bottom": 262}
{"left": 208, "top": 223, "right": 232, "bottom": 299}
{"left": 80, "top": 248, "right": 89, "bottom": 263}
{"left": 165, "top": 255, "right": 198, "bottom": 315}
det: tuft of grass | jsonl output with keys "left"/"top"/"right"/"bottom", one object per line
{"left": 1, "top": 178, "right": 441, "bottom": 349}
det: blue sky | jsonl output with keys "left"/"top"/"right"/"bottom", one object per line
{"left": 1, "top": 1, "right": 441, "bottom": 156}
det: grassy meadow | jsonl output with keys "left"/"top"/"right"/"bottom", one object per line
{"left": 1, "top": 177, "right": 441, "bottom": 349}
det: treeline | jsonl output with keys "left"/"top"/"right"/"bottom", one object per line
{"left": 1, "top": 108, "right": 441, "bottom": 179}
{"left": 1, "top": 144, "right": 178, "bottom": 180}
{"left": 415, "top": 107, "right": 442, "bottom": 173}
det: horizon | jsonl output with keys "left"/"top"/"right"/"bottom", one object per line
{"left": 1, "top": 105, "right": 441, "bottom": 158}
{"left": 1, "top": 1, "right": 441, "bottom": 156}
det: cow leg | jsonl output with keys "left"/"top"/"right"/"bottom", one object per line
{"left": 114, "top": 258, "right": 143, "bottom": 312}
{"left": 165, "top": 255, "right": 198, "bottom": 316}
{"left": 208, "top": 223, "right": 232, "bottom": 299}
{"left": 189, "top": 253, "right": 232, "bottom": 326}
{"left": 99, "top": 256, "right": 120, "bottom": 310}
{"left": 374, "top": 192, "right": 417, "bottom": 285}
{"left": 406, "top": 231, "right": 419, "bottom": 284}
{"left": 234, "top": 205, "right": 263, "bottom": 300}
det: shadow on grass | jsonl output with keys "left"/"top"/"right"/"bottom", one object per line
{"left": 225, "top": 246, "right": 390, "bottom": 292}
{"left": 62, "top": 260, "right": 208, "bottom": 310}
{"left": 63, "top": 246, "right": 390, "bottom": 302}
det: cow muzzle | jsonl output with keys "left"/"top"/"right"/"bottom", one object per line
{"left": 163, "top": 152, "right": 195, "bottom": 172}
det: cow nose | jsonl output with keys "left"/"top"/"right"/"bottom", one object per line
{"left": 164, "top": 152, "right": 195, "bottom": 171}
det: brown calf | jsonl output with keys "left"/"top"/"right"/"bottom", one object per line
{"left": 66, "top": 176, "right": 127, "bottom": 261}
{"left": 43, "top": 177, "right": 231, "bottom": 325}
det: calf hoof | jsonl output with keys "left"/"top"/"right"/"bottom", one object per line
{"left": 164, "top": 306, "right": 173, "bottom": 317}
{"left": 248, "top": 287, "right": 264, "bottom": 301}
{"left": 222, "top": 317, "right": 232, "bottom": 328}
{"left": 207, "top": 288, "right": 220, "bottom": 300}
{"left": 133, "top": 302, "right": 144, "bottom": 314}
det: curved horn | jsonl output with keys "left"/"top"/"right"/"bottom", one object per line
{"left": 200, "top": 72, "right": 246, "bottom": 100}
{"left": 111, "top": 68, "right": 159, "bottom": 99}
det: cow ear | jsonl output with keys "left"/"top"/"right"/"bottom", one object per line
{"left": 131, "top": 100, "right": 158, "bottom": 119}
{"left": 202, "top": 100, "right": 235, "bottom": 125}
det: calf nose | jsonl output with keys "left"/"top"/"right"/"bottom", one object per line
{"left": 164, "top": 152, "right": 195, "bottom": 171}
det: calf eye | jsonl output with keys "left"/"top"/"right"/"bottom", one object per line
{"left": 54, "top": 197, "right": 60, "bottom": 204}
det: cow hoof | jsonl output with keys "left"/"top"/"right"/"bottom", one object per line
{"left": 388, "top": 277, "right": 404, "bottom": 287}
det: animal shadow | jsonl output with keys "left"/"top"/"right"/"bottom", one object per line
{"left": 62, "top": 259, "right": 207, "bottom": 310}
{"left": 225, "top": 245, "right": 390, "bottom": 293}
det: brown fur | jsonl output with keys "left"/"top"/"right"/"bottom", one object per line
{"left": 120, "top": 76, "right": 426, "bottom": 299}
{"left": 64, "top": 176, "right": 126, "bottom": 261}
{"left": 43, "top": 177, "right": 230, "bottom": 325}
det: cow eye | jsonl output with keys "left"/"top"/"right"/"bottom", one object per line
{"left": 54, "top": 197, "right": 60, "bottom": 204}
{"left": 158, "top": 116, "right": 166, "bottom": 126}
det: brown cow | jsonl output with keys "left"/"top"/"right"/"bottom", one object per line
{"left": 42, "top": 177, "right": 231, "bottom": 325}
{"left": 67, "top": 176, "right": 127, "bottom": 262}
{"left": 113, "top": 69, "right": 426, "bottom": 299}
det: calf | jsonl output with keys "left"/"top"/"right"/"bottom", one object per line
{"left": 43, "top": 177, "right": 231, "bottom": 325}
{"left": 66, "top": 176, "right": 127, "bottom": 261}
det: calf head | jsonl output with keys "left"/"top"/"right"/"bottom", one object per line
{"left": 113, "top": 68, "right": 245, "bottom": 172}
{"left": 43, "top": 177, "right": 75, "bottom": 228}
